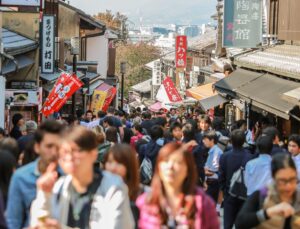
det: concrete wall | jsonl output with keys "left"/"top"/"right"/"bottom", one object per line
{"left": 58, "top": 4, "right": 80, "bottom": 64}
{"left": 2, "top": 12, "right": 39, "bottom": 40}
{"left": 86, "top": 35, "right": 108, "bottom": 78}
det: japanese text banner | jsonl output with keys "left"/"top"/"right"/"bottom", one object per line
{"left": 176, "top": 36, "right": 187, "bottom": 68}
{"left": 163, "top": 77, "right": 182, "bottom": 103}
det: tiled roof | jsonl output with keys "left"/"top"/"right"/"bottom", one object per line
{"left": 2, "top": 28, "right": 38, "bottom": 55}
{"left": 131, "top": 79, "right": 152, "bottom": 93}
{"left": 188, "top": 30, "right": 217, "bottom": 51}
{"left": 234, "top": 45, "right": 300, "bottom": 80}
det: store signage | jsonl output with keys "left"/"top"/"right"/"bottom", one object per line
{"left": 223, "top": 0, "right": 262, "bottom": 48}
{"left": 175, "top": 35, "right": 187, "bottom": 68}
{"left": 152, "top": 60, "right": 162, "bottom": 86}
{"left": 163, "top": 77, "right": 182, "bottom": 103}
{"left": 42, "top": 15, "right": 55, "bottom": 73}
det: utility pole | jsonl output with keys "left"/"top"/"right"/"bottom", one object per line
{"left": 71, "top": 37, "right": 79, "bottom": 117}
{"left": 120, "top": 62, "right": 126, "bottom": 110}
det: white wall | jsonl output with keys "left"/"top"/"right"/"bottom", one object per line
{"left": 86, "top": 35, "right": 108, "bottom": 78}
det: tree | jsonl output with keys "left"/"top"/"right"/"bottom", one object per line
{"left": 115, "top": 43, "right": 161, "bottom": 97}
{"left": 94, "top": 10, "right": 128, "bottom": 41}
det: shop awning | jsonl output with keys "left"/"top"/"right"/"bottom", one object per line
{"left": 186, "top": 83, "right": 216, "bottom": 100}
{"left": 131, "top": 79, "right": 152, "bottom": 93}
{"left": 199, "top": 94, "right": 228, "bottom": 111}
{"left": 214, "top": 68, "right": 263, "bottom": 97}
{"left": 88, "top": 79, "right": 104, "bottom": 95}
{"left": 2, "top": 55, "right": 34, "bottom": 75}
{"left": 235, "top": 73, "right": 300, "bottom": 120}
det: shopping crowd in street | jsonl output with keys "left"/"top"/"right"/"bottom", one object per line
{"left": 0, "top": 106, "right": 300, "bottom": 229}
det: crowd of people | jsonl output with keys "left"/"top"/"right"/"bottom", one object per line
{"left": 0, "top": 106, "right": 300, "bottom": 229}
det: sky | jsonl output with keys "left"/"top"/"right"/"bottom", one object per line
{"left": 69, "top": 0, "right": 216, "bottom": 25}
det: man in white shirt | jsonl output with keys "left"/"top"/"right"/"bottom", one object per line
{"left": 288, "top": 134, "right": 300, "bottom": 180}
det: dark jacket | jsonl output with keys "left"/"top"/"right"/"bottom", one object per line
{"left": 10, "top": 126, "right": 22, "bottom": 140}
{"left": 271, "top": 144, "right": 288, "bottom": 156}
{"left": 138, "top": 138, "right": 164, "bottom": 170}
{"left": 219, "top": 148, "right": 253, "bottom": 196}
{"left": 0, "top": 191, "right": 6, "bottom": 229}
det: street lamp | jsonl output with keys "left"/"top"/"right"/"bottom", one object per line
{"left": 70, "top": 37, "right": 80, "bottom": 117}
{"left": 120, "top": 62, "right": 126, "bottom": 110}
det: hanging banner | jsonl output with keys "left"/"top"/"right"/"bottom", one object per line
{"left": 223, "top": 0, "right": 262, "bottom": 48}
{"left": 152, "top": 60, "right": 162, "bottom": 86}
{"left": 102, "top": 87, "right": 117, "bottom": 112}
{"left": 175, "top": 36, "right": 187, "bottom": 68}
{"left": 42, "top": 15, "right": 55, "bottom": 73}
{"left": 163, "top": 77, "right": 182, "bottom": 103}
{"left": 42, "top": 73, "right": 83, "bottom": 116}
{"left": 91, "top": 90, "right": 107, "bottom": 114}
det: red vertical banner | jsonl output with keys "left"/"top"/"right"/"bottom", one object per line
{"left": 102, "top": 87, "right": 117, "bottom": 112}
{"left": 163, "top": 77, "right": 182, "bottom": 103}
{"left": 175, "top": 35, "right": 187, "bottom": 68}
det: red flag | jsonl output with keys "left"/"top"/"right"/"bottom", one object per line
{"left": 163, "top": 77, "right": 182, "bottom": 103}
{"left": 102, "top": 87, "right": 117, "bottom": 112}
{"left": 42, "top": 72, "right": 83, "bottom": 117}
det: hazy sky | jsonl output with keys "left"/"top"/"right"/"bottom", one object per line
{"left": 69, "top": 0, "right": 216, "bottom": 25}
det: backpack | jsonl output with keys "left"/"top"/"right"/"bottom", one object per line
{"left": 140, "top": 156, "right": 152, "bottom": 185}
{"left": 228, "top": 166, "right": 247, "bottom": 200}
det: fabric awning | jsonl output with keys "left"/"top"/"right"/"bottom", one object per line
{"left": 199, "top": 94, "right": 228, "bottom": 111}
{"left": 2, "top": 55, "right": 34, "bottom": 75}
{"left": 235, "top": 73, "right": 299, "bottom": 120}
{"left": 186, "top": 83, "right": 217, "bottom": 100}
{"left": 214, "top": 68, "right": 263, "bottom": 97}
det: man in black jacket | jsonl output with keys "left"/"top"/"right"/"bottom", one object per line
{"left": 219, "top": 129, "right": 253, "bottom": 229}
{"left": 262, "top": 126, "right": 287, "bottom": 156}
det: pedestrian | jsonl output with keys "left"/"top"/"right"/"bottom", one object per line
{"left": 0, "top": 137, "right": 19, "bottom": 162}
{"left": 244, "top": 135, "right": 273, "bottom": 196}
{"left": 262, "top": 126, "right": 288, "bottom": 156}
{"left": 87, "top": 110, "right": 106, "bottom": 129}
{"left": 169, "top": 122, "right": 183, "bottom": 143}
{"left": 0, "top": 150, "right": 17, "bottom": 208}
{"left": 17, "top": 120, "right": 38, "bottom": 155}
{"left": 30, "top": 126, "right": 134, "bottom": 229}
{"left": 10, "top": 113, "right": 24, "bottom": 140}
{"left": 141, "top": 112, "right": 153, "bottom": 135}
{"left": 6, "top": 120, "right": 64, "bottom": 229}
{"left": 100, "top": 107, "right": 124, "bottom": 140}
{"left": 130, "top": 124, "right": 144, "bottom": 150}
{"left": 219, "top": 129, "right": 253, "bottom": 229}
{"left": 196, "top": 115, "right": 211, "bottom": 144}
{"left": 104, "top": 144, "right": 141, "bottom": 226}
{"left": 0, "top": 190, "right": 6, "bottom": 229}
{"left": 138, "top": 125, "right": 164, "bottom": 171}
{"left": 203, "top": 130, "right": 223, "bottom": 203}
{"left": 235, "top": 154, "right": 300, "bottom": 229}
{"left": 136, "top": 142, "right": 220, "bottom": 229}
{"left": 106, "top": 126, "right": 120, "bottom": 144}
{"left": 287, "top": 134, "right": 300, "bottom": 179}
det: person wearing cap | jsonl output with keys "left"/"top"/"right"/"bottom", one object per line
{"left": 10, "top": 113, "right": 24, "bottom": 140}
{"left": 17, "top": 121, "right": 38, "bottom": 155}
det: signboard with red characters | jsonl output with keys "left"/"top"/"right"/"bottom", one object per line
{"left": 175, "top": 35, "right": 187, "bottom": 69}
{"left": 102, "top": 87, "right": 117, "bottom": 112}
{"left": 163, "top": 77, "right": 182, "bottom": 103}
{"left": 42, "top": 72, "right": 83, "bottom": 116}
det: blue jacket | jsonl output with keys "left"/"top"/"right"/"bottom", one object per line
{"left": 6, "top": 160, "right": 40, "bottom": 229}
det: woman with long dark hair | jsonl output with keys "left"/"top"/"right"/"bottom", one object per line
{"left": 136, "top": 142, "right": 219, "bottom": 228}
{"left": 0, "top": 150, "right": 17, "bottom": 208}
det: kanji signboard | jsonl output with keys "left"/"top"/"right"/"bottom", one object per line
{"left": 175, "top": 36, "right": 187, "bottom": 68}
{"left": 152, "top": 60, "right": 162, "bottom": 86}
{"left": 1, "top": 0, "right": 40, "bottom": 6}
{"left": 42, "top": 15, "right": 55, "bottom": 73}
{"left": 163, "top": 77, "right": 182, "bottom": 103}
{"left": 223, "top": 0, "right": 262, "bottom": 48}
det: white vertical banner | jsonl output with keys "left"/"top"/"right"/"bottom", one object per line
{"left": 152, "top": 60, "right": 162, "bottom": 86}
{"left": 42, "top": 15, "right": 55, "bottom": 73}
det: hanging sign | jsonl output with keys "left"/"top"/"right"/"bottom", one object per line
{"left": 42, "top": 15, "right": 55, "bottom": 73}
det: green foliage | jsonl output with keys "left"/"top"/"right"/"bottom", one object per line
{"left": 116, "top": 43, "right": 160, "bottom": 96}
